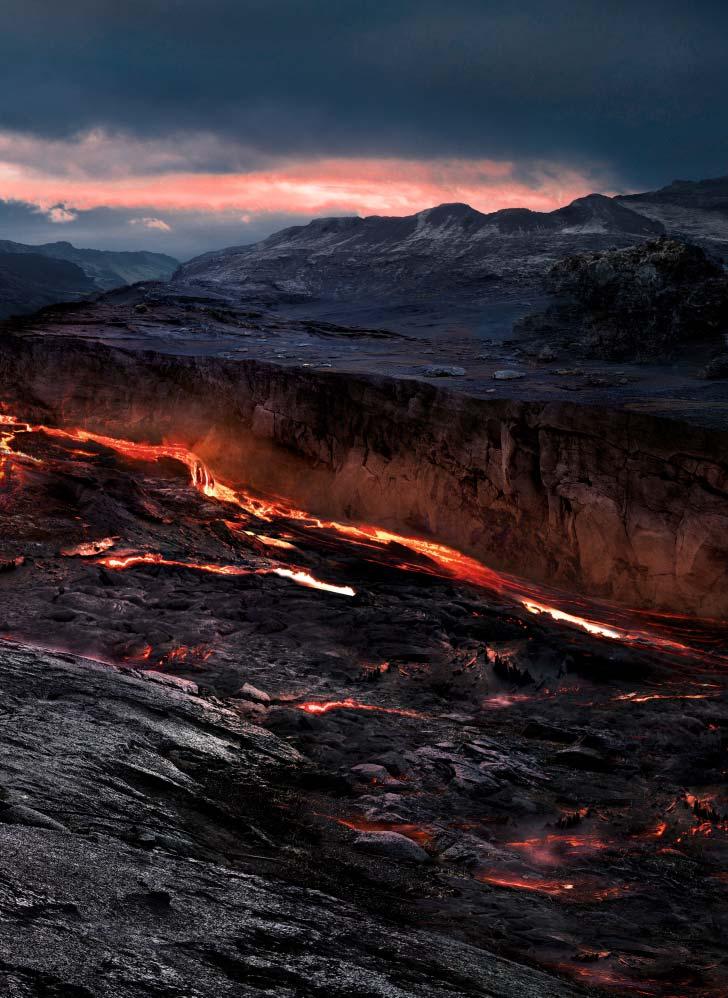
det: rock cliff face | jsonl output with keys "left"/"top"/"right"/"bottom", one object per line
{"left": 2, "top": 332, "right": 727, "bottom": 616}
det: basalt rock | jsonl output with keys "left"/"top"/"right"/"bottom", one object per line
{"left": 517, "top": 237, "right": 728, "bottom": 361}
{"left": 0, "top": 644, "right": 580, "bottom": 998}
{"left": 700, "top": 351, "right": 728, "bottom": 379}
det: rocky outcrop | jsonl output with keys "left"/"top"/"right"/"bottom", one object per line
{"left": 518, "top": 238, "right": 728, "bottom": 360}
{"left": 1, "top": 331, "right": 727, "bottom": 616}
{"left": 701, "top": 352, "right": 728, "bottom": 379}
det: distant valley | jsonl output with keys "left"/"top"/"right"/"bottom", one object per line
{"left": 0, "top": 239, "right": 178, "bottom": 318}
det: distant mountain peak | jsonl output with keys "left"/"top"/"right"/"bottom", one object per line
{"left": 418, "top": 202, "right": 484, "bottom": 219}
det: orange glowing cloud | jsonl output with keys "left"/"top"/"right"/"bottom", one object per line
{"left": 0, "top": 130, "right": 613, "bottom": 221}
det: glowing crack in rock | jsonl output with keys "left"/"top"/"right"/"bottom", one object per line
{"left": 96, "top": 552, "right": 355, "bottom": 596}
{"left": 296, "top": 698, "right": 423, "bottom": 718}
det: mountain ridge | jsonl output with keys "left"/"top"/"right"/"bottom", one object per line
{"left": 175, "top": 187, "right": 668, "bottom": 305}
{"left": 0, "top": 238, "right": 178, "bottom": 290}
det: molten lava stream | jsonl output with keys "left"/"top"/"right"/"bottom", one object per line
{"left": 95, "top": 552, "right": 356, "bottom": 597}
{"left": 296, "top": 698, "right": 423, "bottom": 718}
{"left": 2, "top": 407, "right": 726, "bottom": 664}
{"left": 476, "top": 870, "right": 631, "bottom": 903}
{"left": 225, "top": 492, "right": 728, "bottom": 665}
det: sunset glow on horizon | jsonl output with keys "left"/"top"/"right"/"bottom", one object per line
{"left": 0, "top": 129, "right": 612, "bottom": 227}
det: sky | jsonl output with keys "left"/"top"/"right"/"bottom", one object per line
{"left": 0, "top": 0, "right": 726, "bottom": 260}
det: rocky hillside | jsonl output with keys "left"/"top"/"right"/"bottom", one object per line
{"left": 618, "top": 175, "right": 728, "bottom": 253}
{"left": 176, "top": 194, "right": 664, "bottom": 305}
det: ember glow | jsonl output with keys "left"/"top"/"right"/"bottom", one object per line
{"left": 61, "top": 537, "right": 116, "bottom": 558}
{"left": 506, "top": 832, "right": 607, "bottom": 865}
{"left": 476, "top": 871, "right": 631, "bottom": 903}
{"left": 157, "top": 644, "right": 213, "bottom": 668}
{"left": 481, "top": 693, "right": 533, "bottom": 709}
{"left": 555, "top": 961, "right": 666, "bottom": 996}
{"left": 641, "top": 821, "right": 668, "bottom": 839}
{"left": 297, "top": 698, "right": 423, "bottom": 718}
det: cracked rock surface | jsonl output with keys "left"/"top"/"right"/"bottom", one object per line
{"left": 0, "top": 645, "right": 577, "bottom": 998}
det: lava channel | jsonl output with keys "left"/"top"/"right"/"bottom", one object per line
{"left": 95, "top": 552, "right": 355, "bottom": 596}
{"left": 2, "top": 407, "right": 727, "bottom": 664}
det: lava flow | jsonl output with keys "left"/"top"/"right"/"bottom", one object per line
{"left": 297, "top": 698, "right": 423, "bottom": 718}
{"left": 95, "top": 551, "right": 355, "bottom": 596}
{"left": 476, "top": 870, "right": 631, "bottom": 903}
{"left": 505, "top": 832, "right": 608, "bottom": 865}
{"left": 1, "top": 408, "right": 724, "bottom": 665}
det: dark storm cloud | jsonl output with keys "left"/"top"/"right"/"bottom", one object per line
{"left": 0, "top": 0, "right": 726, "bottom": 186}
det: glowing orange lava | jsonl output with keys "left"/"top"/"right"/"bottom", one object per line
{"left": 297, "top": 698, "right": 423, "bottom": 718}
{"left": 614, "top": 691, "right": 716, "bottom": 704}
{"left": 476, "top": 870, "right": 630, "bottom": 902}
{"left": 96, "top": 551, "right": 355, "bottom": 596}
{"left": 476, "top": 871, "right": 577, "bottom": 897}
{"left": 335, "top": 817, "right": 433, "bottom": 847}
{"left": 2, "top": 408, "right": 727, "bottom": 664}
{"left": 505, "top": 832, "right": 607, "bottom": 864}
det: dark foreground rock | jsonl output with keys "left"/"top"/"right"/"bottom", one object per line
{"left": 0, "top": 643, "right": 578, "bottom": 998}
{"left": 517, "top": 238, "right": 728, "bottom": 361}
{"left": 700, "top": 351, "right": 728, "bottom": 379}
